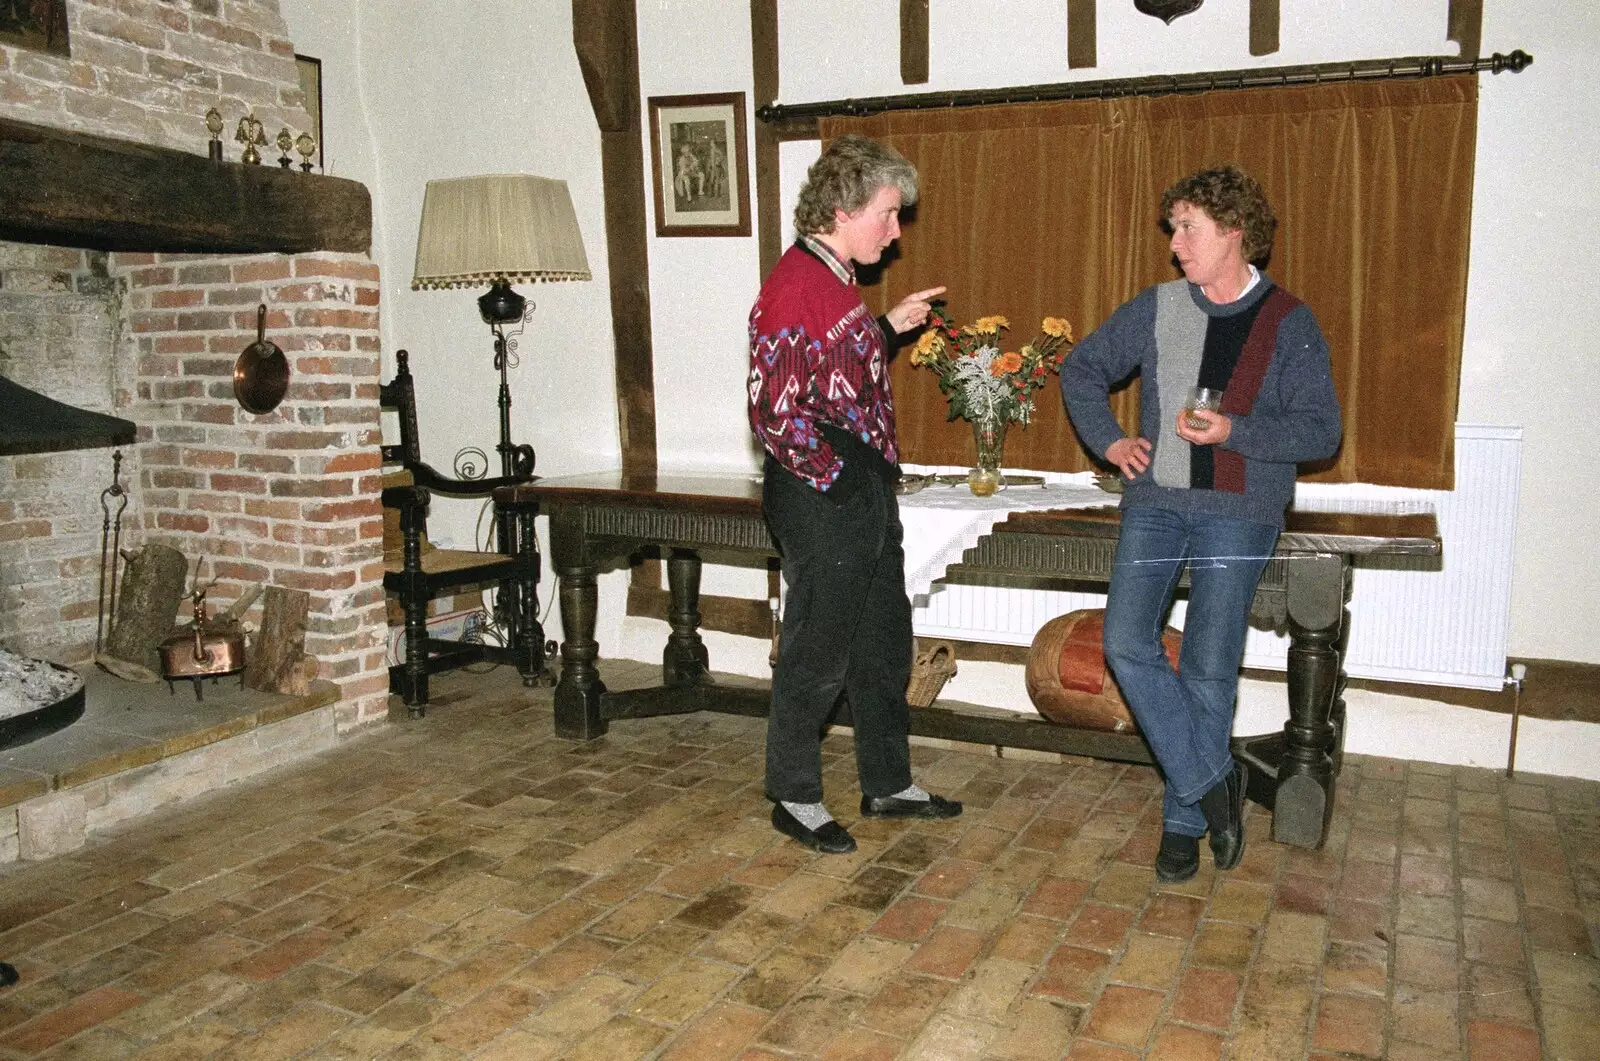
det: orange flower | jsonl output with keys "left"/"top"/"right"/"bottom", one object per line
{"left": 991, "top": 351, "right": 1024, "bottom": 376}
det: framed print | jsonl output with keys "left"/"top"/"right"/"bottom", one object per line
{"left": 295, "top": 53, "right": 324, "bottom": 172}
{"left": 648, "top": 92, "right": 750, "bottom": 237}
{"left": 0, "top": 0, "right": 70, "bottom": 57}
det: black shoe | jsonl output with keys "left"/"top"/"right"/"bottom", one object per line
{"left": 1204, "top": 761, "right": 1249, "bottom": 871}
{"left": 859, "top": 793, "right": 963, "bottom": 820}
{"left": 771, "top": 803, "right": 857, "bottom": 854}
{"left": 1155, "top": 831, "right": 1200, "bottom": 883}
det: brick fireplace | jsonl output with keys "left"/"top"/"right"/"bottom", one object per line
{"left": 0, "top": 0, "right": 389, "bottom": 731}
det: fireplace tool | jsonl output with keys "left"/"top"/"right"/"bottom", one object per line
{"left": 95, "top": 450, "right": 128, "bottom": 656}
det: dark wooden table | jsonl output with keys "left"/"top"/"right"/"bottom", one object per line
{"left": 498, "top": 470, "right": 1441, "bottom": 849}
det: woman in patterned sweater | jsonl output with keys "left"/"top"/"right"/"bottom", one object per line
{"left": 747, "top": 135, "right": 958, "bottom": 854}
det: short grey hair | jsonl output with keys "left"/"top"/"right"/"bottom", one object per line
{"left": 793, "top": 134, "right": 919, "bottom": 237}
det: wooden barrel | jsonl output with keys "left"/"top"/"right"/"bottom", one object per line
{"left": 1024, "top": 609, "right": 1181, "bottom": 731}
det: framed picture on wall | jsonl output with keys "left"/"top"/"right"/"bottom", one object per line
{"left": 647, "top": 92, "right": 750, "bottom": 237}
{"left": 295, "top": 53, "right": 324, "bottom": 172}
{"left": 0, "top": 0, "right": 70, "bottom": 56}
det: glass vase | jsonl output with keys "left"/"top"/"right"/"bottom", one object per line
{"left": 968, "top": 416, "right": 1008, "bottom": 496}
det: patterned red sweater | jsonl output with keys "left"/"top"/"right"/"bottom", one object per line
{"left": 747, "top": 238, "right": 899, "bottom": 491}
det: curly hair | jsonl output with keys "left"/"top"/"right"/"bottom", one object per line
{"left": 793, "top": 135, "right": 919, "bottom": 237}
{"left": 1159, "top": 164, "right": 1277, "bottom": 264}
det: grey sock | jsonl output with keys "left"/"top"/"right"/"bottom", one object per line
{"left": 889, "top": 784, "right": 929, "bottom": 802}
{"left": 781, "top": 801, "right": 834, "bottom": 830}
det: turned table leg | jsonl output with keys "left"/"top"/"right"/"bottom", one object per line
{"left": 553, "top": 564, "right": 606, "bottom": 739}
{"left": 505, "top": 499, "right": 549, "bottom": 687}
{"left": 1274, "top": 552, "right": 1350, "bottom": 848}
{"left": 549, "top": 506, "right": 607, "bottom": 739}
{"left": 664, "top": 548, "right": 710, "bottom": 686}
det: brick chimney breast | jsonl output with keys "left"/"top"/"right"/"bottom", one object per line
{"left": 0, "top": 1, "right": 389, "bottom": 730}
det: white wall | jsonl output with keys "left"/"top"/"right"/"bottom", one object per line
{"left": 1464, "top": 2, "right": 1600, "bottom": 665}
{"left": 628, "top": 0, "right": 773, "bottom": 622}
{"left": 779, "top": 0, "right": 1600, "bottom": 670}
{"left": 282, "top": 0, "right": 621, "bottom": 554}
{"left": 279, "top": 2, "right": 1599, "bottom": 767}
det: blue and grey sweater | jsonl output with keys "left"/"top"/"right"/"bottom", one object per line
{"left": 1061, "top": 276, "right": 1342, "bottom": 529}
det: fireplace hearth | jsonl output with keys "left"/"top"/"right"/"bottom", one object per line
{"left": 0, "top": 649, "right": 84, "bottom": 751}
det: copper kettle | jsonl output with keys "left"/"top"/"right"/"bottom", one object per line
{"left": 159, "top": 590, "right": 246, "bottom": 699}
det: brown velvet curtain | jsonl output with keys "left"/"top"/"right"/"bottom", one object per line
{"left": 825, "top": 75, "right": 1476, "bottom": 489}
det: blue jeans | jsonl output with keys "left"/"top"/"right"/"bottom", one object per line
{"left": 1102, "top": 506, "right": 1279, "bottom": 837}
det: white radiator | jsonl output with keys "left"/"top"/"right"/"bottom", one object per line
{"left": 911, "top": 425, "right": 1522, "bottom": 691}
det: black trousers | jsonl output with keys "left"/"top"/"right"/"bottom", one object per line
{"left": 762, "top": 456, "right": 915, "bottom": 804}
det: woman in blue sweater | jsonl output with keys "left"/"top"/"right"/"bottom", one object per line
{"left": 1061, "top": 165, "right": 1342, "bottom": 882}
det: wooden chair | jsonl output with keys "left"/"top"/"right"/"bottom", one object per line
{"left": 380, "top": 349, "right": 547, "bottom": 714}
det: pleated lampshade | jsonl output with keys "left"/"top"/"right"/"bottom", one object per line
{"left": 411, "top": 174, "right": 591, "bottom": 289}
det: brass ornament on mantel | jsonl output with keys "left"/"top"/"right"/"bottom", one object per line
{"left": 205, "top": 107, "right": 224, "bottom": 161}
{"left": 234, "top": 113, "right": 267, "bottom": 164}
{"left": 295, "top": 131, "right": 316, "bottom": 172}
{"left": 1135, "top": 0, "right": 1204, "bottom": 24}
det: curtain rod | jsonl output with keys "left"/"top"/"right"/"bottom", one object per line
{"left": 756, "top": 50, "right": 1532, "bottom": 125}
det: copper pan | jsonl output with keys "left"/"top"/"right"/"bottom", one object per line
{"left": 233, "top": 303, "right": 290, "bottom": 414}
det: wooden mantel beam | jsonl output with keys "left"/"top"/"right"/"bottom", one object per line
{"left": 0, "top": 118, "right": 371, "bottom": 254}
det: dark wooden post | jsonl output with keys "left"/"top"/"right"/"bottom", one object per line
{"left": 1447, "top": 0, "right": 1482, "bottom": 60}
{"left": 900, "top": 0, "right": 930, "bottom": 85}
{"left": 573, "top": 0, "right": 657, "bottom": 480}
{"left": 1249, "top": 0, "right": 1279, "bottom": 57}
{"left": 751, "top": 0, "right": 782, "bottom": 281}
{"left": 1067, "top": 0, "right": 1097, "bottom": 69}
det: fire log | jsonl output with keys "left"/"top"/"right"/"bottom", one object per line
{"left": 242, "top": 586, "right": 317, "bottom": 695}
{"left": 96, "top": 543, "right": 187, "bottom": 683}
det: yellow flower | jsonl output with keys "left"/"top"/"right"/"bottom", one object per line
{"left": 911, "top": 329, "right": 944, "bottom": 367}
{"left": 1042, "top": 316, "right": 1073, "bottom": 340}
{"left": 973, "top": 315, "right": 1010, "bottom": 334}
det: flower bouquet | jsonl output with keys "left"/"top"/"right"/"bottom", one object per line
{"left": 909, "top": 302, "right": 1073, "bottom": 494}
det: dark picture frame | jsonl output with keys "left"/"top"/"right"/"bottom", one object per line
{"left": 295, "top": 53, "right": 324, "bottom": 172}
{"left": 0, "top": 0, "right": 70, "bottom": 57}
{"left": 647, "top": 92, "right": 750, "bottom": 237}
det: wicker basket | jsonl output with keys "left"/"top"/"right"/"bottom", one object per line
{"left": 906, "top": 641, "right": 958, "bottom": 708}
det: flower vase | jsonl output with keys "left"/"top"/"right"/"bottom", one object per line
{"left": 968, "top": 417, "right": 1007, "bottom": 496}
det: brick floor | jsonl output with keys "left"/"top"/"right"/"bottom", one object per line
{"left": 0, "top": 663, "right": 1595, "bottom": 1059}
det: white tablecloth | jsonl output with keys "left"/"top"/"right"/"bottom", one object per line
{"left": 897, "top": 482, "right": 1115, "bottom": 603}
